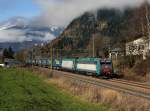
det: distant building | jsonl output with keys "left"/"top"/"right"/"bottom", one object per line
{"left": 109, "top": 48, "right": 124, "bottom": 60}
{"left": 4, "top": 58, "right": 21, "bottom": 67}
{"left": 126, "top": 37, "right": 150, "bottom": 60}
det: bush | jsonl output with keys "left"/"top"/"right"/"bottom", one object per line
{"left": 133, "top": 57, "right": 150, "bottom": 76}
{"left": 117, "top": 55, "right": 136, "bottom": 69}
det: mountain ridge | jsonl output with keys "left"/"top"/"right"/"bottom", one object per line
{"left": 49, "top": 3, "right": 150, "bottom": 57}
{"left": 0, "top": 17, "right": 64, "bottom": 51}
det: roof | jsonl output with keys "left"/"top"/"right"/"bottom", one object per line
{"left": 126, "top": 36, "right": 149, "bottom": 45}
{"left": 110, "top": 48, "right": 122, "bottom": 52}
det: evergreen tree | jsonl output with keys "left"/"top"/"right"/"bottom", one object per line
{"left": 8, "top": 47, "right": 14, "bottom": 58}
{"left": 3, "top": 48, "right": 9, "bottom": 58}
{"left": 3, "top": 47, "right": 14, "bottom": 59}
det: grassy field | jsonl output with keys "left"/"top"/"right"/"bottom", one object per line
{"left": 0, "top": 68, "right": 109, "bottom": 111}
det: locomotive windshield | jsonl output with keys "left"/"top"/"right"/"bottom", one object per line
{"left": 100, "top": 60, "right": 112, "bottom": 68}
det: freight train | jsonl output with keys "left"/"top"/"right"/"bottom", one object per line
{"left": 26, "top": 58, "right": 115, "bottom": 78}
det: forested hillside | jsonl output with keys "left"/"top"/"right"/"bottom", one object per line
{"left": 49, "top": 3, "right": 150, "bottom": 57}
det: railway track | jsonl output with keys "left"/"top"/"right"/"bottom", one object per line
{"left": 53, "top": 70, "right": 150, "bottom": 100}
{"left": 109, "top": 79, "right": 150, "bottom": 89}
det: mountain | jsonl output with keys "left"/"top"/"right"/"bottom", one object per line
{"left": 49, "top": 3, "right": 149, "bottom": 57}
{"left": 0, "top": 17, "right": 64, "bottom": 51}
{"left": 0, "top": 17, "right": 28, "bottom": 31}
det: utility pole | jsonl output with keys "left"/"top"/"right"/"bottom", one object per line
{"left": 50, "top": 47, "right": 53, "bottom": 75}
{"left": 56, "top": 49, "right": 59, "bottom": 59}
{"left": 50, "top": 48, "right": 53, "bottom": 72}
{"left": 32, "top": 49, "right": 33, "bottom": 67}
{"left": 93, "top": 35, "right": 95, "bottom": 57}
{"left": 143, "top": 4, "right": 150, "bottom": 60}
{"left": 146, "top": 4, "right": 150, "bottom": 39}
{"left": 146, "top": 4, "right": 149, "bottom": 28}
{"left": 93, "top": 16, "right": 96, "bottom": 58}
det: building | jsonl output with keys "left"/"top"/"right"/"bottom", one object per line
{"left": 126, "top": 37, "right": 150, "bottom": 60}
{"left": 109, "top": 48, "right": 124, "bottom": 60}
{"left": 4, "top": 58, "right": 21, "bottom": 67}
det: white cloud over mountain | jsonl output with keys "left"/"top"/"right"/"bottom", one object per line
{"left": 34, "top": 0, "right": 149, "bottom": 27}
{"left": 0, "top": 17, "right": 63, "bottom": 43}
{"left": 0, "top": 0, "right": 149, "bottom": 43}
{"left": 0, "top": 29, "right": 26, "bottom": 42}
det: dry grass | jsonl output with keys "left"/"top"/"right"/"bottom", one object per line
{"left": 47, "top": 77, "right": 150, "bottom": 111}
{"left": 28, "top": 67, "right": 150, "bottom": 111}
{"left": 145, "top": 73, "right": 150, "bottom": 81}
{"left": 122, "top": 68, "right": 148, "bottom": 82}
{"left": 26, "top": 67, "right": 53, "bottom": 78}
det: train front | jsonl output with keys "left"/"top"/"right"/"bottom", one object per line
{"left": 100, "top": 59, "right": 114, "bottom": 78}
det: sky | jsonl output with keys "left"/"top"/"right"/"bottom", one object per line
{"left": 0, "top": 0, "right": 149, "bottom": 43}
{"left": 0, "top": 0, "right": 149, "bottom": 26}
{"left": 0, "top": 0, "right": 40, "bottom": 22}
{"left": 33, "top": 0, "right": 149, "bottom": 27}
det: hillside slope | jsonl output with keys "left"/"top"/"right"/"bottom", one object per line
{"left": 50, "top": 3, "right": 150, "bottom": 57}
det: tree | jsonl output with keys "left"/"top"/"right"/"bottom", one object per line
{"left": 2, "top": 48, "right": 8, "bottom": 61}
{"left": 103, "top": 47, "right": 109, "bottom": 58}
{"left": 3, "top": 47, "right": 14, "bottom": 59}
{"left": 8, "top": 47, "right": 14, "bottom": 58}
{"left": 88, "top": 33, "right": 111, "bottom": 58}
{"left": 15, "top": 52, "right": 26, "bottom": 62}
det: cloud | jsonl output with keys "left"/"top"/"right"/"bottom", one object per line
{"left": 42, "top": 32, "right": 55, "bottom": 41}
{"left": 26, "top": 31, "right": 56, "bottom": 41}
{"left": 33, "top": 0, "right": 149, "bottom": 27}
{"left": 0, "top": 0, "right": 149, "bottom": 43}
{"left": 0, "top": 28, "right": 56, "bottom": 43}
{"left": 0, "top": 29, "right": 27, "bottom": 43}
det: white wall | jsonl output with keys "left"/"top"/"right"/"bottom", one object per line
{"left": 62, "top": 60, "right": 74, "bottom": 69}
{"left": 126, "top": 37, "right": 150, "bottom": 59}
{"left": 76, "top": 63, "right": 96, "bottom": 71}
